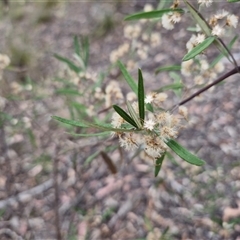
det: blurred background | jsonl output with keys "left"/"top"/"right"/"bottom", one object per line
{"left": 1, "top": 0, "right": 240, "bottom": 239}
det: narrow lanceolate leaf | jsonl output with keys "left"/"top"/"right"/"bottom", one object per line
{"left": 156, "top": 83, "right": 184, "bottom": 92}
{"left": 182, "top": 36, "right": 215, "bottom": 61}
{"left": 54, "top": 54, "right": 81, "bottom": 73}
{"left": 146, "top": 103, "right": 154, "bottom": 113}
{"left": 113, "top": 105, "right": 138, "bottom": 129}
{"left": 166, "top": 139, "right": 205, "bottom": 166}
{"left": 84, "top": 151, "right": 100, "bottom": 165}
{"left": 53, "top": 116, "right": 136, "bottom": 132}
{"left": 82, "top": 37, "right": 89, "bottom": 67}
{"left": 138, "top": 69, "right": 145, "bottom": 124}
{"left": 228, "top": 0, "right": 240, "bottom": 2}
{"left": 126, "top": 101, "right": 142, "bottom": 129}
{"left": 124, "top": 8, "right": 184, "bottom": 21}
{"left": 118, "top": 60, "right": 138, "bottom": 95}
{"left": 69, "top": 131, "right": 111, "bottom": 137}
{"left": 55, "top": 88, "right": 81, "bottom": 96}
{"left": 155, "top": 153, "right": 165, "bottom": 177}
{"left": 155, "top": 65, "right": 181, "bottom": 74}
{"left": 52, "top": 116, "right": 89, "bottom": 128}
{"left": 74, "top": 36, "right": 81, "bottom": 56}
{"left": 183, "top": 0, "right": 211, "bottom": 36}
{"left": 100, "top": 151, "right": 117, "bottom": 174}
{"left": 183, "top": 0, "right": 236, "bottom": 65}
{"left": 210, "top": 35, "right": 238, "bottom": 68}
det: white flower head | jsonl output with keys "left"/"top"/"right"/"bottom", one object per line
{"left": 226, "top": 14, "right": 238, "bottom": 28}
{"left": 186, "top": 34, "right": 206, "bottom": 52}
{"left": 111, "top": 112, "right": 124, "bottom": 128}
{"left": 160, "top": 126, "right": 178, "bottom": 142}
{"left": 162, "top": 14, "right": 174, "bottom": 30}
{"left": 150, "top": 33, "right": 161, "bottom": 47}
{"left": 126, "top": 91, "right": 137, "bottom": 102}
{"left": 181, "top": 59, "right": 193, "bottom": 77}
{"left": 143, "top": 136, "right": 167, "bottom": 158}
{"left": 194, "top": 75, "right": 204, "bottom": 85}
{"left": 0, "top": 54, "right": 10, "bottom": 69}
{"left": 214, "top": 61, "right": 225, "bottom": 73}
{"left": 215, "top": 10, "right": 229, "bottom": 20}
{"left": 212, "top": 25, "right": 225, "bottom": 37}
{"left": 119, "top": 133, "right": 138, "bottom": 151}
{"left": 178, "top": 106, "right": 188, "bottom": 120}
{"left": 145, "top": 94, "right": 154, "bottom": 104}
{"left": 124, "top": 24, "right": 141, "bottom": 39}
{"left": 162, "top": 12, "right": 181, "bottom": 30}
{"left": 145, "top": 92, "right": 168, "bottom": 105}
{"left": 196, "top": 34, "right": 206, "bottom": 44}
{"left": 144, "top": 4, "right": 153, "bottom": 12}
{"left": 198, "top": 0, "right": 213, "bottom": 7}
{"left": 200, "top": 59, "right": 209, "bottom": 71}
{"left": 155, "top": 93, "right": 168, "bottom": 102}
{"left": 144, "top": 119, "right": 156, "bottom": 131}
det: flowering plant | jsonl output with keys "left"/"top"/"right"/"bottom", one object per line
{"left": 53, "top": 0, "right": 240, "bottom": 176}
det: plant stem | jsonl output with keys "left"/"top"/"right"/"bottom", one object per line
{"left": 178, "top": 65, "right": 240, "bottom": 106}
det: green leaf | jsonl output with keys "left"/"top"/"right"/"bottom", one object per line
{"left": 138, "top": 69, "right": 145, "bottom": 124}
{"left": 69, "top": 131, "right": 111, "bottom": 137}
{"left": 165, "top": 152, "right": 179, "bottom": 166}
{"left": 210, "top": 35, "right": 238, "bottom": 68}
{"left": 183, "top": 0, "right": 211, "bottom": 36}
{"left": 183, "top": 0, "right": 236, "bottom": 65}
{"left": 155, "top": 65, "right": 181, "bottom": 74}
{"left": 146, "top": 103, "right": 154, "bottom": 113}
{"left": 157, "top": 83, "right": 184, "bottom": 92}
{"left": 155, "top": 153, "right": 165, "bottom": 177}
{"left": 228, "top": 0, "right": 240, "bottom": 2}
{"left": 84, "top": 151, "right": 100, "bottom": 165}
{"left": 169, "top": 72, "right": 183, "bottom": 98}
{"left": 126, "top": 101, "right": 142, "bottom": 129}
{"left": 52, "top": 116, "right": 89, "bottom": 128}
{"left": 166, "top": 139, "right": 205, "bottom": 166}
{"left": 82, "top": 37, "right": 89, "bottom": 67}
{"left": 182, "top": 36, "right": 215, "bottom": 61}
{"left": 117, "top": 60, "right": 138, "bottom": 95}
{"left": 124, "top": 8, "right": 184, "bottom": 21}
{"left": 113, "top": 105, "right": 138, "bottom": 128}
{"left": 186, "top": 26, "right": 201, "bottom": 32}
{"left": 53, "top": 115, "right": 137, "bottom": 132}
{"left": 54, "top": 54, "right": 81, "bottom": 73}
{"left": 55, "top": 88, "right": 81, "bottom": 96}
{"left": 74, "top": 36, "right": 80, "bottom": 56}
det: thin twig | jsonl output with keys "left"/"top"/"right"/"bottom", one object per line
{"left": 53, "top": 156, "right": 62, "bottom": 240}
{"left": 0, "top": 126, "right": 13, "bottom": 196}
{"left": 176, "top": 65, "right": 240, "bottom": 107}
{"left": 217, "top": 38, "right": 240, "bottom": 73}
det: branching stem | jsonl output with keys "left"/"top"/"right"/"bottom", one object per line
{"left": 178, "top": 65, "right": 240, "bottom": 106}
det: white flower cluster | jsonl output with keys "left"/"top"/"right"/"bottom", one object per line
{"left": 0, "top": 54, "right": 10, "bottom": 109}
{"left": 161, "top": 1, "right": 182, "bottom": 30}
{"left": 209, "top": 10, "right": 238, "bottom": 37}
{"left": 111, "top": 94, "right": 184, "bottom": 160}
{"left": 162, "top": 12, "right": 182, "bottom": 30}
{"left": 109, "top": 3, "right": 162, "bottom": 63}
{"left": 105, "top": 81, "right": 124, "bottom": 108}
{"left": 0, "top": 54, "right": 10, "bottom": 70}
{"left": 198, "top": 0, "right": 213, "bottom": 7}
{"left": 110, "top": 43, "right": 130, "bottom": 63}
{"left": 181, "top": 58, "right": 225, "bottom": 86}
{"left": 186, "top": 34, "right": 206, "bottom": 52}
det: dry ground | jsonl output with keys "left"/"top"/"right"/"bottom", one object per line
{"left": 1, "top": 1, "right": 240, "bottom": 239}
